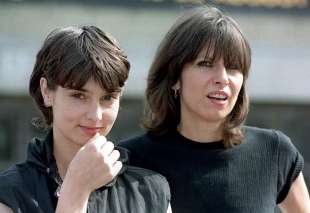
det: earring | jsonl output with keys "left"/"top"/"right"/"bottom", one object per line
{"left": 173, "top": 89, "right": 179, "bottom": 99}
{"left": 44, "top": 97, "right": 52, "bottom": 107}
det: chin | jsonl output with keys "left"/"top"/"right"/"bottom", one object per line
{"left": 75, "top": 132, "right": 94, "bottom": 144}
{"left": 204, "top": 113, "right": 228, "bottom": 123}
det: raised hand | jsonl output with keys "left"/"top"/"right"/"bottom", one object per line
{"left": 56, "top": 134, "right": 122, "bottom": 213}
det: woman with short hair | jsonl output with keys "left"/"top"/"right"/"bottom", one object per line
{"left": 0, "top": 25, "right": 171, "bottom": 213}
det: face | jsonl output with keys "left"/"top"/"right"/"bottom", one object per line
{"left": 174, "top": 49, "right": 243, "bottom": 127}
{"left": 41, "top": 78, "right": 121, "bottom": 148}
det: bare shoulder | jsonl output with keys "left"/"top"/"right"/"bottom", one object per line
{"left": 0, "top": 202, "right": 14, "bottom": 213}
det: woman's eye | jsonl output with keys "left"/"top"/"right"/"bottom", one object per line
{"left": 71, "top": 93, "right": 86, "bottom": 100}
{"left": 102, "top": 94, "right": 118, "bottom": 101}
{"left": 103, "top": 95, "right": 113, "bottom": 101}
{"left": 227, "top": 67, "right": 242, "bottom": 73}
{"left": 197, "top": 61, "right": 213, "bottom": 67}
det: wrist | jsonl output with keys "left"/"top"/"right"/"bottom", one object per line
{"left": 56, "top": 177, "right": 91, "bottom": 213}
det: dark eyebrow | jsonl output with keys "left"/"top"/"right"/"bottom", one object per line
{"left": 198, "top": 55, "right": 214, "bottom": 61}
{"left": 68, "top": 86, "right": 122, "bottom": 94}
{"left": 66, "top": 87, "right": 89, "bottom": 93}
{"left": 195, "top": 58, "right": 214, "bottom": 64}
{"left": 200, "top": 58, "right": 213, "bottom": 62}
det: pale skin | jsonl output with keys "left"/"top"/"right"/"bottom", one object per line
{"left": 0, "top": 203, "right": 14, "bottom": 213}
{"left": 0, "top": 78, "right": 172, "bottom": 212}
{"left": 172, "top": 46, "right": 310, "bottom": 212}
{"left": 279, "top": 173, "right": 310, "bottom": 213}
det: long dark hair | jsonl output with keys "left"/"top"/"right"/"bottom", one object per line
{"left": 29, "top": 25, "right": 130, "bottom": 128}
{"left": 144, "top": 6, "right": 251, "bottom": 147}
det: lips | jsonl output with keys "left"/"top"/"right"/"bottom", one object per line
{"left": 207, "top": 91, "right": 228, "bottom": 101}
{"left": 80, "top": 126, "right": 104, "bottom": 136}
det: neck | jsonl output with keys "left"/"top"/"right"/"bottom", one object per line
{"left": 178, "top": 120, "right": 223, "bottom": 143}
{"left": 53, "top": 129, "right": 81, "bottom": 179}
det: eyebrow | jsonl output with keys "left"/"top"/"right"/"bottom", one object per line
{"left": 69, "top": 87, "right": 122, "bottom": 94}
{"left": 67, "top": 88, "right": 89, "bottom": 93}
{"left": 196, "top": 56, "right": 215, "bottom": 63}
{"left": 199, "top": 57, "right": 213, "bottom": 61}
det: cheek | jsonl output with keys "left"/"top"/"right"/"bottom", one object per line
{"left": 55, "top": 103, "right": 84, "bottom": 123}
{"left": 232, "top": 74, "right": 244, "bottom": 94}
{"left": 104, "top": 103, "right": 120, "bottom": 124}
{"left": 180, "top": 73, "right": 203, "bottom": 95}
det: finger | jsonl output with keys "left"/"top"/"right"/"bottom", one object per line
{"left": 109, "top": 150, "right": 120, "bottom": 164}
{"left": 91, "top": 134, "right": 107, "bottom": 150}
{"left": 100, "top": 141, "right": 114, "bottom": 156}
{"left": 111, "top": 161, "right": 123, "bottom": 177}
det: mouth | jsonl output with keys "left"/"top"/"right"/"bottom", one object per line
{"left": 79, "top": 126, "right": 104, "bottom": 136}
{"left": 207, "top": 91, "right": 228, "bottom": 101}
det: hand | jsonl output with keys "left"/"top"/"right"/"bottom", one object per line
{"left": 64, "top": 133, "right": 123, "bottom": 194}
{"left": 56, "top": 134, "right": 122, "bottom": 213}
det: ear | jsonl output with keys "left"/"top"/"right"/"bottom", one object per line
{"left": 40, "top": 77, "right": 53, "bottom": 107}
{"left": 119, "top": 87, "right": 124, "bottom": 96}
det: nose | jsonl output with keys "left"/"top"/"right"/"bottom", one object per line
{"left": 86, "top": 101, "right": 103, "bottom": 121}
{"left": 214, "top": 66, "right": 229, "bottom": 86}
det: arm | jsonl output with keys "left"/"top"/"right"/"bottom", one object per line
{"left": 0, "top": 203, "right": 14, "bottom": 213}
{"left": 279, "top": 172, "right": 310, "bottom": 213}
{"left": 55, "top": 177, "right": 90, "bottom": 213}
{"left": 167, "top": 203, "right": 173, "bottom": 213}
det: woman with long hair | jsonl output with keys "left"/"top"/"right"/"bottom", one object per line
{"left": 120, "top": 6, "right": 310, "bottom": 213}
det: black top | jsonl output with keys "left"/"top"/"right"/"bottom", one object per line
{"left": 120, "top": 126, "right": 304, "bottom": 213}
{"left": 0, "top": 130, "right": 170, "bottom": 213}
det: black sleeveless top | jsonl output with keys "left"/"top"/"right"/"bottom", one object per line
{"left": 0, "top": 130, "right": 170, "bottom": 213}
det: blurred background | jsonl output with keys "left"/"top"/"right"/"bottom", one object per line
{"left": 0, "top": 0, "right": 309, "bottom": 210}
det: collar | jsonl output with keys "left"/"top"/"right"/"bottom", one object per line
{"left": 26, "top": 129, "right": 129, "bottom": 190}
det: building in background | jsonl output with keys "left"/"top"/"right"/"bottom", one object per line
{"left": 0, "top": 1, "right": 309, "bottom": 204}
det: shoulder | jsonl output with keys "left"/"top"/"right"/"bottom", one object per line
{"left": 0, "top": 161, "right": 37, "bottom": 190}
{"left": 0, "top": 161, "right": 41, "bottom": 197}
{"left": 243, "top": 125, "right": 278, "bottom": 139}
{"left": 0, "top": 165, "right": 23, "bottom": 189}
{"left": 125, "top": 165, "right": 169, "bottom": 190}
{"left": 243, "top": 126, "right": 296, "bottom": 148}
{"left": 243, "top": 125, "right": 303, "bottom": 171}
{"left": 115, "top": 166, "right": 170, "bottom": 212}
{"left": 243, "top": 126, "right": 291, "bottom": 147}
{"left": 122, "top": 165, "right": 170, "bottom": 199}
{"left": 242, "top": 126, "right": 304, "bottom": 167}
{"left": 0, "top": 165, "right": 26, "bottom": 210}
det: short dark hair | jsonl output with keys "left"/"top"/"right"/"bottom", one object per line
{"left": 29, "top": 25, "right": 130, "bottom": 128}
{"left": 143, "top": 6, "right": 251, "bottom": 147}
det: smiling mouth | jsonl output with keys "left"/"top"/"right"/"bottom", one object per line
{"left": 80, "top": 125, "right": 104, "bottom": 129}
{"left": 80, "top": 126, "right": 104, "bottom": 135}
